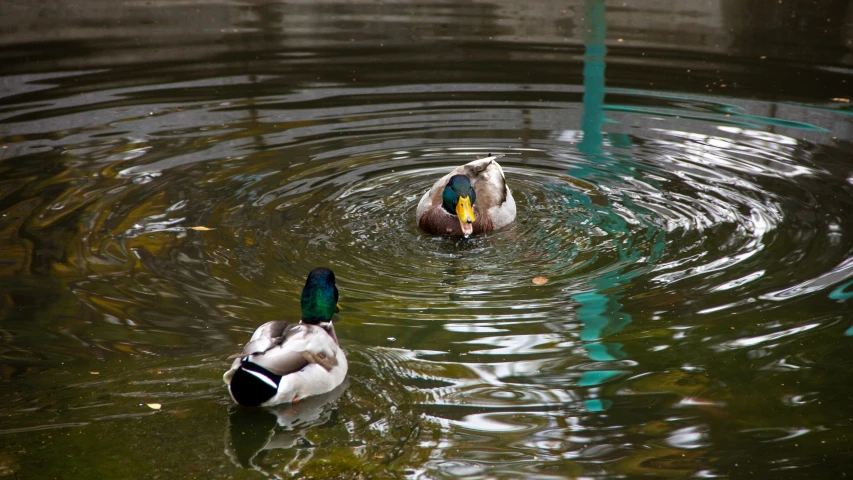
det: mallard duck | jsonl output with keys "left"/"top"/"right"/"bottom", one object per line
{"left": 416, "top": 155, "right": 516, "bottom": 237}
{"left": 223, "top": 267, "right": 347, "bottom": 407}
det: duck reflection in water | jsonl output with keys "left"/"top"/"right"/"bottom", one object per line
{"left": 224, "top": 379, "right": 349, "bottom": 472}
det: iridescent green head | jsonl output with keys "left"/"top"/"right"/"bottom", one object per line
{"left": 300, "top": 267, "right": 339, "bottom": 324}
{"left": 441, "top": 175, "right": 477, "bottom": 237}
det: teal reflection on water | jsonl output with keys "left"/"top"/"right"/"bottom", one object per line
{"left": 573, "top": 0, "right": 631, "bottom": 403}
{"left": 572, "top": 0, "right": 669, "bottom": 403}
{"left": 584, "top": 341, "right": 626, "bottom": 361}
{"left": 577, "top": 370, "right": 625, "bottom": 387}
{"left": 583, "top": 398, "right": 614, "bottom": 412}
{"left": 830, "top": 278, "right": 853, "bottom": 301}
{"left": 578, "top": 0, "right": 607, "bottom": 157}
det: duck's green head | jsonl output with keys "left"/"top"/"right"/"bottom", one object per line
{"left": 441, "top": 174, "right": 477, "bottom": 237}
{"left": 300, "top": 267, "right": 339, "bottom": 324}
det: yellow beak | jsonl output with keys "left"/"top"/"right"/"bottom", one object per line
{"left": 456, "top": 196, "right": 475, "bottom": 237}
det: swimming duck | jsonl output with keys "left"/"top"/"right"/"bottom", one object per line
{"left": 223, "top": 267, "right": 347, "bottom": 407}
{"left": 416, "top": 155, "right": 516, "bottom": 237}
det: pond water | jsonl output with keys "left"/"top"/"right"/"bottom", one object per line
{"left": 2, "top": 0, "right": 853, "bottom": 478}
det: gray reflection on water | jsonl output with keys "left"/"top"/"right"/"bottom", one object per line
{"left": 665, "top": 425, "right": 710, "bottom": 450}
{"left": 761, "top": 255, "right": 853, "bottom": 301}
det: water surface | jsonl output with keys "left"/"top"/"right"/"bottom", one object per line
{"left": 2, "top": 0, "right": 853, "bottom": 478}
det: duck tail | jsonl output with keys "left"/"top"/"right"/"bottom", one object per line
{"left": 229, "top": 359, "right": 282, "bottom": 407}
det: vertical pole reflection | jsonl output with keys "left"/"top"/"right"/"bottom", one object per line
{"left": 574, "top": 0, "right": 630, "bottom": 412}
{"left": 578, "top": 0, "right": 606, "bottom": 157}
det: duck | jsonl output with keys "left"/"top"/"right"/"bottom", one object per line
{"left": 223, "top": 267, "right": 347, "bottom": 407}
{"left": 416, "top": 154, "right": 516, "bottom": 237}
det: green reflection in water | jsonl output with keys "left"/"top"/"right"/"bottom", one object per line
{"left": 574, "top": 0, "right": 634, "bottom": 402}
{"left": 830, "top": 279, "right": 853, "bottom": 301}
{"left": 573, "top": 0, "right": 669, "bottom": 402}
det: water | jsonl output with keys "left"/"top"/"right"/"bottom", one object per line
{"left": 2, "top": 0, "right": 853, "bottom": 478}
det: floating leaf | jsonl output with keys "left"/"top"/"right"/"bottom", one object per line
{"left": 147, "top": 403, "right": 162, "bottom": 410}
{"left": 89, "top": 371, "right": 100, "bottom": 375}
{"left": 532, "top": 277, "right": 548, "bottom": 286}
{"left": 188, "top": 226, "right": 215, "bottom": 231}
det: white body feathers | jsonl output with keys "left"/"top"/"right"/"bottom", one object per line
{"left": 223, "top": 320, "right": 348, "bottom": 407}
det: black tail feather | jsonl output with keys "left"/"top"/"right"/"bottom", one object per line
{"left": 229, "top": 361, "right": 281, "bottom": 407}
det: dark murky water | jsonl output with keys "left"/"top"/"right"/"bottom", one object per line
{"left": 2, "top": 1, "right": 853, "bottom": 478}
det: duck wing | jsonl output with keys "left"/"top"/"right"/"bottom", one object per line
{"left": 462, "top": 156, "right": 508, "bottom": 207}
{"left": 239, "top": 322, "right": 339, "bottom": 376}
{"left": 238, "top": 321, "right": 292, "bottom": 355}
